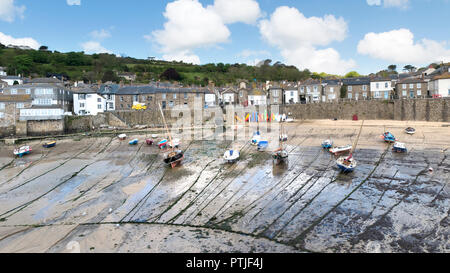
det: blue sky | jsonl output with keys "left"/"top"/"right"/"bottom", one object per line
{"left": 0, "top": 0, "right": 449, "bottom": 75}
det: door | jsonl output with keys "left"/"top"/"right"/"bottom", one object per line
{"left": 162, "top": 101, "right": 166, "bottom": 109}
{"left": 410, "top": 91, "right": 414, "bottom": 98}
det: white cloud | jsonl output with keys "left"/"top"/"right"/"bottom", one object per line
{"left": 208, "top": 0, "right": 262, "bottom": 24}
{"left": 67, "top": 0, "right": 81, "bottom": 6}
{"left": 162, "top": 50, "right": 201, "bottom": 64}
{"left": 259, "top": 6, "right": 355, "bottom": 74}
{"left": 366, "top": 0, "right": 409, "bottom": 9}
{"left": 357, "top": 28, "right": 450, "bottom": 64}
{"left": 0, "top": 0, "right": 25, "bottom": 22}
{"left": 0, "top": 32, "right": 40, "bottom": 49}
{"left": 90, "top": 29, "right": 111, "bottom": 40}
{"left": 81, "top": 41, "right": 112, "bottom": 54}
{"left": 237, "top": 49, "right": 270, "bottom": 58}
{"left": 150, "top": 0, "right": 231, "bottom": 63}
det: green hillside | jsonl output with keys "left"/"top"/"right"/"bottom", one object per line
{"left": 0, "top": 44, "right": 312, "bottom": 86}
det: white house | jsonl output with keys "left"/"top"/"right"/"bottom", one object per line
{"left": 0, "top": 76, "right": 23, "bottom": 86}
{"left": 0, "top": 67, "right": 6, "bottom": 77}
{"left": 73, "top": 91, "right": 107, "bottom": 115}
{"left": 284, "top": 89, "right": 299, "bottom": 104}
{"left": 429, "top": 73, "right": 450, "bottom": 97}
{"left": 370, "top": 78, "right": 393, "bottom": 99}
{"left": 205, "top": 93, "right": 216, "bottom": 107}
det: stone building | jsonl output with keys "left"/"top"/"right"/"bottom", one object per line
{"left": 342, "top": 78, "right": 371, "bottom": 100}
{"left": 395, "top": 78, "right": 428, "bottom": 99}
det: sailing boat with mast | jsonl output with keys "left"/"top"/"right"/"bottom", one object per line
{"left": 158, "top": 103, "right": 184, "bottom": 168}
{"left": 273, "top": 123, "right": 289, "bottom": 164}
{"left": 336, "top": 120, "right": 364, "bottom": 173}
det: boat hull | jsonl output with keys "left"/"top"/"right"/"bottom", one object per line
{"left": 43, "top": 142, "right": 56, "bottom": 148}
{"left": 164, "top": 153, "right": 184, "bottom": 168}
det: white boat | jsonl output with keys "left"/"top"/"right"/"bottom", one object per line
{"left": 336, "top": 155, "right": 357, "bottom": 173}
{"left": 169, "top": 138, "right": 181, "bottom": 148}
{"left": 393, "top": 142, "right": 407, "bottom": 153}
{"left": 285, "top": 118, "right": 294, "bottom": 123}
{"left": 14, "top": 146, "right": 32, "bottom": 157}
{"left": 152, "top": 134, "right": 159, "bottom": 138}
{"left": 405, "top": 127, "right": 416, "bottom": 135}
{"left": 118, "top": 134, "right": 127, "bottom": 140}
{"left": 322, "top": 139, "right": 333, "bottom": 149}
{"left": 329, "top": 145, "right": 352, "bottom": 155}
{"left": 224, "top": 150, "right": 240, "bottom": 163}
{"left": 251, "top": 131, "right": 261, "bottom": 145}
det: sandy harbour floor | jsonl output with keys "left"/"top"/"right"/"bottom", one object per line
{"left": 0, "top": 119, "right": 448, "bottom": 253}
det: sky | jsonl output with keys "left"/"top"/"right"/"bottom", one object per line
{"left": 0, "top": 0, "right": 449, "bottom": 75}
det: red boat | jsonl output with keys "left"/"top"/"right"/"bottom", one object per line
{"left": 146, "top": 139, "right": 154, "bottom": 146}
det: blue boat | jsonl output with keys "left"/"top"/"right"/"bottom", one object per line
{"left": 43, "top": 141, "right": 56, "bottom": 148}
{"left": 382, "top": 132, "right": 396, "bottom": 143}
{"left": 14, "top": 146, "right": 32, "bottom": 157}
{"left": 336, "top": 154, "right": 357, "bottom": 173}
{"left": 392, "top": 142, "right": 407, "bottom": 153}
{"left": 322, "top": 139, "right": 333, "bottom": 149}
{"left": 257, "top": 141, "right": 269, "bottom": 151}
{"left": 251, "top": 131, "right": 261, "bottom": 146}
{"left": 129, "top": 139, "right": 138, "bottom": 145}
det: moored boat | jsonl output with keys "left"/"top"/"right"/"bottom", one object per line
{"left": 405, "top": 127, "right": 416, "bottom": 135}
{"left": 329, "top": 145, "right": 352, "bottom": 155}
{"left": 257, "top": 140, "right": 269, "bottom": 151}
{"left": 14, "top": 146, "right": 32, "bottom": 157}
{"left": 169, "top": 138, "right": 181, "bottom": 148}
{"left": 151, "top": 134, "right": 158, "bottom": 138}
{"left": 336, "top": 154, "right": 357, "bottom": 173}
{"left": 224, "top": 150, "right": 240, "bottom": 163}
{"left": 158, "top": 139, "right": 168, "bottom": 149}
{"left": 322, "top": 139, "right": 333, "bottom": 149}
{"left": 381, "top": 132, "right": 396, "bottom": 143}
{"left": 164, "top": 150, "right": 184, "bottom": 168}
{"left": 251, "top": 131, "right": 261, "bottom": 146}
{"left": 392, "top": 142, "right": 407, "bottom": 153}
{"left": 129, "top": 139, "right": 138, "bottom": 145}
{"left": 146, "top": 139, "right": 154, "bottom": 146}
{"left": 118, "top": 134, "right": 127, "bottom": 140}
{"left": 272, "top": 148, "right": 288, "bottom": 162}
{"left": 43, "top": 141, "right": 56, "bottom": 148}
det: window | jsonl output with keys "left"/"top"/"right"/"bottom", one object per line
{"left": 306, "top": 87, "right": 311, "bottom": 93}
{"left": 16, "top": 103, "right": 24, "bottom": 109}
{"left": 107, "top": 95, "right": 112, "bottom": 100}
{"left": 35, "top": 99, "right": 52, "bottom": 105}
{"left": 184, "top": 93, "right": 188, "bottom": 99}
{"left": 0, "top": 112, "right": 4, "bottom": 118}
{"left": 409, "top": 84, "right": 414, "bottom": 89}
{"left": 330, "top": 87, "right": 334, "bottom": 93}
{"left": 98, "top": 104, "right": 102, "bottom": 110}
{"left": 35, "top": 88, "right": 53, "bottom": 95}
{"left": 402, "top": 91, "right": 407, "bottom": 97}
{"left": 11, "top": 89, "right": 17, "bottom": 94}
{"left": 362, "top": 85, "right": 367, "bottom": 91}
{"left": 300, "top": 87, "right": 304, "bottom": 93}
{"left": 375, "top": 92, "right": 380, "bottom": 98}
{"left": 148, "top": 96, "right": 152, "bottom": 101}
{"left": 79, "top": 94, "right": 86, "bottom": 100}
{"left": 127, "top": 104, "right": 131, "bottom": 108}
{"left": 121, "top": 104, "right": 124, "bottom": 108}
{"left": 97, "top": 98, "right": 101, "bottom": 103}
{"left": 108, "top": 103, "right": 114, "bottom": 109}
{"left": 239, "top": 91, "right": 243, "bottom": 97}
{"left": 0, "top": 103, "right": 4, "bottom": 109}
{"left": 173, "top": 93, "right": 177, "bottom": 99}
{"left": 87, "top": 95, "right": 92, "bottom": 98}
{"left": 417, "top": 83, "right": 421, "bottom": 89}
{"left": 290, "top": 91, "right": 294, "bottom": 96}
{"left": 348, "top": 93, "right": 352, "bottom": 99}
{"left": 376, "top": 83, "right": 379, "bottom": 89}
{"left": 313, "top": 86, "right": 318, "bottom": 93}
{"left": 273, "top": 89, "right": 279, "bottom": 96}
{"left": 162, "top": 93, "right": 166, "bottom": 99}
{"left": 169, "top": 101, "right": 174, "bottom": 107}
{"left": 417, "top": 90, "right": 421, "bottom": 96}
{"left": 120, "top": 96, "right": 124, "bottom": 101}
{"left": 133, "top": 95, "right": 139, "bottom": 102}
{"left": 385, "top": 82, "right": 389, "bottom": 88}
{"left": 80, "top": 103, "right": 85, "bottom": 108}
{"left": 26, "top": 89, "right": 31, "bottom": 94}
{"left": 348, "top": 86, "right": 352, "bottom": 91}
{"left": 402, "top": 84, "right": 406, "bottom": 89}
{"left": 363, "top": 92, "right": 367, "bottom": 98}
{"left": 274, "top": 98, "right": 278, "bottom": 103}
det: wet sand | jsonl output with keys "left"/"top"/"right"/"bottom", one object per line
{"left": 0, "top": 120, "right": 448, "bottom": 253}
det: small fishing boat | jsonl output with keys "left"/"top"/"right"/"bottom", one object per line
{"left": 257, "top": 140, "right": 269, "bottom": 151}
{"left": 322, "top": 140, "right": 333, "bottom": 149}
{"left": 14, "top": 146, "right": 32, "bottom": 157}
{"left": 405, "top": 127, "right": 416, "bottom": 135}
{"left": 158, "top": 103, "right": 184, "bottom": 168}
{"left": 392, "top": 142, "right": 407, "bottom": 153}
{"left": 336, "top": 154, "right": 357, "bottom": 173}
{"left": 43, "top": 141, "right": 56, "bottom": 148}
{"left": 146, "top": 139, "right": 154, "bottom": 146}
{"left": 251, "top": 131, "right": 261, "bottom": 146}
{"left": 329, "top": 145, "right": 352, "bottom": 155}
{"left": 272, "top": 148, "right": 288, "bottom": 162}
{"left": 129, "top": 139, "right": 138, "bottom": 145}
{"left": 169, "top": 138, "right": 181, "bottom": 148}
{"left": 381, "top": 132, "right": 396, "bottom": 143}
{"left": 152, "top": 134, "right": 159, "bottom": 138}
{"left": 285, "top": 118, "right": 294, "bottom": 123}
{"left": 158, "top": 139, "right": 168, "bottom": 149}
{"left": 118, "top": 134, "right": 127, "bottom": 140}
{"left": 224, "top": 150, "right": 240, "bottom": 163}
{"left": 164, "top": 150, "right": 184, "bottom": 168}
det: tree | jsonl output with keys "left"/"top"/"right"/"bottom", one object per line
{"left": 403, "top": 65, "right": 416, "bottom": 72}
{"left": 102, "top": 70, "right": 119, "bottom": 83}
{"left": 388, "top": 65, "right": 397, "bottom": 72}
{"left": 345, "top": 71, "right": 360, "bottom": 78}
{"left": 39, "top": 45, "right": 48, "bottom": 51}
{"left": 13, "top": 55, "right": 33, "bottom": 75}
{"left": 160, "top": 68, "right": 181, "bottom": 81}
{"left": 340, "top": 85, "right": 347, "bottom": 99}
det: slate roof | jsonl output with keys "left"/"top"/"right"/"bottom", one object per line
{"left": 99, "top": 85, "right": 208, "bottom": 95}
{"left": 341, "top": 77, "right": 370, "bottom": 85}
{"left": 0, "top": 94, "right": 32, "bottom": 102}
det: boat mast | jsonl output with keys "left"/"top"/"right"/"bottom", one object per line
{"left": 159, "top": 103, "right": 174, "bottom": 152}
{"left": 351, "top": 120, "right": 365, "bottom": 155}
